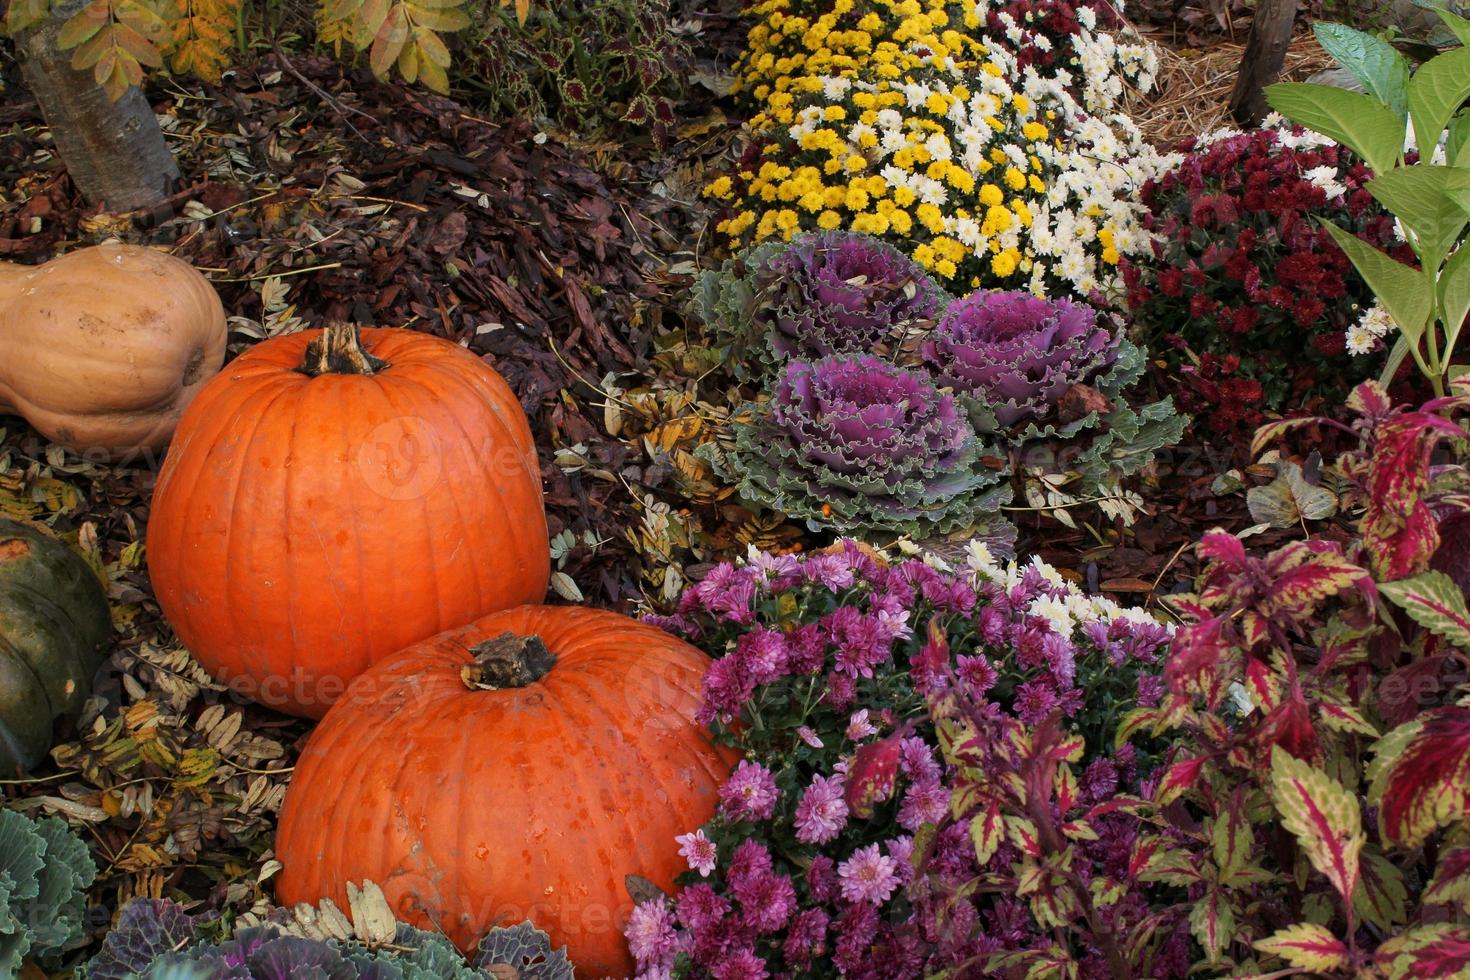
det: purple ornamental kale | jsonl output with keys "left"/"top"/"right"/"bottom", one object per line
{"left": 923, "top": 290, "right": 1117, "bottom": 427}
{"left": 724, "top": 354, "right": 1009, "bottom": 535}
{"left": 757, "top": 231, "right": 947, "bottom": 364}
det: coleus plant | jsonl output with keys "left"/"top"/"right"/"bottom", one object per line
{"left": 1265, "top": 13, "right": 1470, "bottom": 396}
{"left": 1117, "top": 380, "right": 1470, "bottom": 977}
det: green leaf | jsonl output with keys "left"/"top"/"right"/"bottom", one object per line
{"left": 1314, "top": 22, "right": 1410, "bottom": 119}
{"left": 1247, "top": 461, "right": 1338, "bottom": 528}
{"left": 1269, "top": 746, "right": 1365, "bottom": 908}
{"left": 1408, "top": 47, "right": 1470, "bottom": 153}
{"left": 1378, "top": 570, "right": 1470, "bottom": 650}
{"left": 1449, "top": 110, "right": 1470, "bottom": 167}
{"left": 1265, "top": 82, "right": 1406, "bottom": 173}
{"left": 1435, "top": 6, "right": 1470, "bottom": 46}
{"left": 1365, "top": 165, "right": 1470, "bottom": 272}
{"left": 1322, "top": 222, "right": 1433, "bottom": 344}
{"left": 1442, "top": 242, "right": 1470, "bottom": 356}
{"left": 1379, "top": 334, "right": 1413, "bottom": 387}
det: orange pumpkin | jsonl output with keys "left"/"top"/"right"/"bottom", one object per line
{"left": 146, "top": 323, "right": 550, "bottom": 718}
{"left": 275, "top": 605, "right": 737, "bottom": 978}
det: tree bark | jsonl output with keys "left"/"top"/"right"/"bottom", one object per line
{"left": 14, "top": 0, "right": 180, "bottom": 211}
{"left": 1229, "top": 0, "right": 1299, "bottom": 127}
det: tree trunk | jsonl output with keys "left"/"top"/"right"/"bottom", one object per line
{"left": 1229, "top": 0, "right": 1299, "bottom": 127}
{"left": 14, "top": 0, "right": 180, "bottom": 211}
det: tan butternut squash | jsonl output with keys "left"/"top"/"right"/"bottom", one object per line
{"left": 0, "top": 244, "right": 227, "bottom": 461}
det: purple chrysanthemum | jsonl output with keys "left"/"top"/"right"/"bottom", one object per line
{"left": 625, "top": 900, "right": 678, "bottom": 971}
{"left": 720, "top": 760, "right": 780, "bottom": 822}
{"left": 677, "top": 827, "right": 719, "bottom": 877}
{"left": 838, "top": 843, "right": 902, "bottom": 905}
{"left": 795, "top": 774, "right": 850, "bottom": 845}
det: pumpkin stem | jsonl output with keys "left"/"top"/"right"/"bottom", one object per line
{"left": 462, "top": 632, "right": 556, "bottom": 691}
{"left": 299, "top": 322, "right": 389, "bottom": 377}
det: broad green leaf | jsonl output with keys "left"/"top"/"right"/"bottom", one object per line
{"left": 1379, "top": 334, "right": 1413, "bottom": 388}
{"left": 1254, "top": 922, "right": 1349, "bottom": 972}
{"left": 1269, "top": 747, "right": 1365, "bottom": 907}
{"left": 1449, "top": 110, "right": 1470, "bottom": 167}
{"left": 1322, "top": 222, "right": 1433, "bottom": 344}
{"left": 1314, "top": 22, "right": 1410, "bottom": 119}
{"left": 1435, "top": 6, "right": 1470, "bottom": 47}
{"left": 1265, "top": 82, "right": 1406, "bottom": 174}
{"left": 1408, "top": 47, "right": 1470, "bottom": 154}
{"left": 1378, "top": 570, "right": 1470, "bottom": 650}
{"left": 1366, "top": 165, "right": 1470, "bottom": 271}
{"left": 1442, "top": 242, "right": 1470, "bottom": 355}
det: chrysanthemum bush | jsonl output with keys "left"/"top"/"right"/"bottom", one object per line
{"left": 1121, "top": 123, "right": 1407, "bottom": 438}
{"left": 626, "top": 540, "right": 1175, "bottom": 978}
{"left": 733, "top": 0, "right": 1157, "bottom": 117}
{"left": 698, "top": 231, "right": 1185, "bottom": 537}
{"left": 708, "top": 49, "right": 1172, "bottom": 296}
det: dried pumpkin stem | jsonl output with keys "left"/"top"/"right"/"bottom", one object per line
{"left": 298, "top": 321, "right": 389, "bottom": 377}
{"left": 461, "top": 632, "right": 556, "bottom": 690}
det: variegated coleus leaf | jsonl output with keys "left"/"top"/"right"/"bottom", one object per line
{"left": 1424, "top": 845, "right": 1470, "bottom": 914}
{"left": 1364, "top": 411, "right": 1467, "bottom": 582}
{"left": 1375, "top": 923, "right": 1470, "bottom": 980}
{"left": 1269, "top": 746, "right": 1365, "bottom": 908}
{"left": 1253, "top": 922, "right": 1349, "bottom": 973}
{"left": 1189, "top": 889, "right": 1234, "bottom": 964}
{"left": 1378, "top": 570, "right": 1470, "bottom": 651}
{"left": 1367, "top": 706, "right": 1470, "bottom": 847}
{"left": 844, "top": 731, "right": 902, "bottom": 819}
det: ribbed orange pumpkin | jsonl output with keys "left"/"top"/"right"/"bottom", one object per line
{"left": 275, "top": 605, "right": 736, "bottom": 978}
{"left": 146, "top": 324, "right": 550, "bottom": 718}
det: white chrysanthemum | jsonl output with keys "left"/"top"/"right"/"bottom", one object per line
{"left": 822, "top": 76, "right": 851, "bottom": 100}
{"left": 1303, "top": 165, "right": 1347, "bottom": 200}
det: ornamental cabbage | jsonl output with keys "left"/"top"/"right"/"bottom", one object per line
{"left": 922, "top": 290, "right": 1117, "bottom": 427}
{"left": 698, "top": 231, "right": 947, "bottom": 380}
{"left": 714, "top": 355, "right": 1010, "bottom": 537}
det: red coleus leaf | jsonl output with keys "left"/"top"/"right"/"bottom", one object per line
{"left": 1198, "top": 529, "right": 1249, "bottom": 567}
{"left": 1423, "top": 844, "right": 1470, "bottom": 911}
{"left": 1376, "top": 654, "right": 1453, "bottom": 727}
{"left": 844, "top": 732, "right": 901, "bottom": 819}
{"left": 1165, "top": 617, "right": 1239, "bottom": 706}
{"left": 1259, "top": 541, "right": 1373, "bottom": 623}
{"left": 1369, "top": 706, "right": 1470, "bottom": 847}
{"left": 1403, "top": 932, "right": 1470, "bottom": 978}
{"left": 1346, "top": 380, "right": 1393, "bottom": 423}
{"left": 1156, "top": 753, "right": 1208, "bottom": 806}
{"left": 1256, "top": 682, "right": 1320, "bottom": 762}
{"left": 1364, "top": 412, "right": 1466, "bottom": 581}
